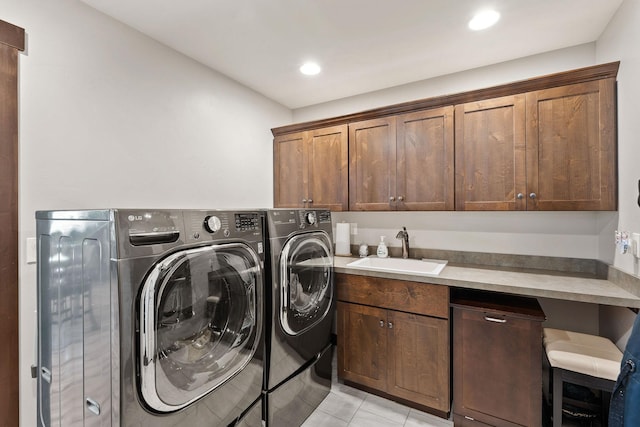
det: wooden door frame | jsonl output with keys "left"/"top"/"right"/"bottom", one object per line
{"left": 0, "top": 18, "right": 25, "bottom": 427}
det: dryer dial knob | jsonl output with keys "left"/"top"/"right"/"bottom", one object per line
{"left": 305, "top": 212, "right": 317, "bottom": 225}
{"left": 203, "top": 215, "right": 221, "bottom": 233}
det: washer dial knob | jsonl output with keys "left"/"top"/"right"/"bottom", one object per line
{"left": 305, "top": 211, "right": 317, "bottom": 225}
{"left": 203, "top": 215, "right": 221, "bottom": 233}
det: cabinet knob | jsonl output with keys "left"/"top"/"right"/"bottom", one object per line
{"left": 302, "top": 199, "right": 307, "bottom": 204}
{"left": 389, "top": 196, "right": 396, "bottom": 202}
{"left": 517, "top": 193, "right": 524, "bottom": 200}
{"left": 388, "top": 321, "right": 393, "bottom": 329}
{"left": 308, "top": 198, "right": 313, "bottom": 204}
{"left": 529, "top": 193, "right": 537, "bottom": 199}
{"left": 379, "top": 320, "right": 385, "bottom": 328}
{"left": 398, "top": 195, "right": 404, "bottom": 201}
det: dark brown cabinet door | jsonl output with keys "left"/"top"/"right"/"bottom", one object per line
{"left": 337, "top": 301, "right": 388, "bottom": 391}
{"left": 526, "top": 79, "right": 617, "bottom": 210}
{"left": 349, "top": 117, "right": 397, "bottom": 210}
{"left": 455, "top": 95, "right": 526, "bottom": 211}
{"left": 274, "top": 131, "right": 307, "bottom": 208}
{"left": 308, "top": 125, "right": 348, "bottom": 210}
{"left": 387, "top": 311, "right": 450, "bottom": 412}
{"left": 273, "top": 125, "right": 348, "bottom": 210}
{"left": 337, "top": 274, "right": 451, "bottom": 414}
{"left": 453, "top": 305, "right": 543, "bottom": 426}
{"left": 396, "top": 107, "right": 454, "bottom": 211}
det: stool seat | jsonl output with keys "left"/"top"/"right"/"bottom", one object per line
{"left": 543, "top": 328, "right": 623, "bottom": 427}
{"left": 543, "top": 328, "right": 622, "bottom": 381}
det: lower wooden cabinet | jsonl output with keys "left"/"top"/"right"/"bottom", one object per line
{"left": 336, "top": 274, "right": 450, "bottom": 413}
{"left": 451, "top": 290, "right": 545, "bottom": 426}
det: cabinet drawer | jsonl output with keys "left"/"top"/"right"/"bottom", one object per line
{"left": 336, "top": 273, "right": 449, "bottom": 318}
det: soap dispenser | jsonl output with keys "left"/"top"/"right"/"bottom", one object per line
{"left": 376, "top": 236, "right": 389, "bottom": 258}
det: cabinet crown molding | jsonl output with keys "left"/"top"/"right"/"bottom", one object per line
{"left": 272, "top": 61, "right": 619, "bottom": 137}
{"left": 0, "top": 19, "right": 25, "bottom": 51}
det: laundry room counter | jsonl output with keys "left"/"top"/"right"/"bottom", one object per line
{"left": 333, "top": 256, "right": 640, "bottom": 309}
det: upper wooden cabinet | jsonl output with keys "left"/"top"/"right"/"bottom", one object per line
{"left": 348, "top": 117, "right": 397, "bottom": 211}
{"left": 272, "top": 62, "right": 619, "bottom": 212}
{"left": 455, "top": 95, "right": 526, "bottom": 211}
{"left": 273, "top": 124, "right": 348, "bottom": 210}
{"left": 526, "top": 79, "right": 617, "bottom": 211}
{"left": 349, "top": 106, "right": 454, "bottom": 211}
{"left": 455, "top": 79, "right": 617, "bottom": 211}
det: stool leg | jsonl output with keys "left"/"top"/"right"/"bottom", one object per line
{"left": 602, "top": 390, "right": 611, "bottom": 427}
{"left": 553, "top": 369, "right": 563, "bottom": 427}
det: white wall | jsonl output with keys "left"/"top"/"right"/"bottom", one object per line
{"left": 595, "top": 0, "right": 640, "bottom": 348}
{"left": 596, "top": 0, "right": 640, "bottom": 276}
{"left": 3, "top": 1, "right": 291, "bottom": 425}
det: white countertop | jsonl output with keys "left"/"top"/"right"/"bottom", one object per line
{"left": 333, "top": 256, "right": 640, "bottom": 308}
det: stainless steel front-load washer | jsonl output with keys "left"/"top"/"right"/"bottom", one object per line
{"left": 36, "top": 209, "right": 265, "bottom": 426}
{"left": 264, "top": 209, "right": 335, "bottom": 426}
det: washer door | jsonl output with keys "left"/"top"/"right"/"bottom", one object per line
{"left": 279, "top": 231, "right": 333, "bottom": 335}
{"left": 139, "top": 243, "right": 262, "bottom": 412}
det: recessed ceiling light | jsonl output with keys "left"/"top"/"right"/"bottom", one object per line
{"left": 300, "top": 62, "right": 321, "bottom": 76}
{"left": 468, "top": 10, "right": 500, "bottom": 31}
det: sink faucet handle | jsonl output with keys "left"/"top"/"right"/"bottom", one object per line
{"left": 396, "top": 227, "right": 410, "bottom": 259}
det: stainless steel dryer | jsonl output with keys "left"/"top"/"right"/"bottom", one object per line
{"left": 36, "top": 209, "right": 265, "bottom": 426}
{"left": 264, "top": 209, "right": 334, "bottom": 426}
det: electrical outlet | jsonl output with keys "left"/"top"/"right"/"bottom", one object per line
{"left": 351, "top": 223, "right": 358, "bottom": 235}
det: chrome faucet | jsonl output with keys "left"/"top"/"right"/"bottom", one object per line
{"left": 396, "top": 227, "right": 409, "bottom": 259}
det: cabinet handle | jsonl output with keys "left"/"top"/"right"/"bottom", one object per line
{"left": 389, "top": 196, "right": 396, "bottom": 202}
{"left": 41, "top": 367, "right": 51, "bottom": 384}
{"left": 388, "top": 321, "right": 393, "bottom": 329}
{"left": 308, "top": 198, "right": 313, "bottom": 204}
{"left": 529, "top": 193, "right": 537, "bottom": 199}
{"left": 398, "top": 195, "right": 404, "bottom": 201}
{"left": 302, "top": 199, "right": 307, "bottom": 204}
{"left": 86, "top": 398, "right": 101, "bottom": 416}
{"left": 379, "top": 320, "right": 385, "bottom": 327}
{"left": 517, "top": 193, "right": 524, "bottom": 200}
{"left": 484, "top": 316, "right": 507, "bottom": 323}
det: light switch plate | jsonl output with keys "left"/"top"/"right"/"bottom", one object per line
{"left": 350, "top": 223, "right": 358, "bottom": 235}
{"left": 26, "top": 237, "right": 37, "bottom": 264}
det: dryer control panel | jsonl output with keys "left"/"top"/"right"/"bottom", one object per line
{"left": 267, "top": 209, "right": 332, "bottom": 238}
{"left": 183, "top": 210, "right": 263, "bottom": 244}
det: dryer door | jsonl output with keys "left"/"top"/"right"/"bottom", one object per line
{"left": 139, "top": 243, "right": 262, "bottom": 412}
{"left": 279, "top": 231, "right": 333, "bottom": 335}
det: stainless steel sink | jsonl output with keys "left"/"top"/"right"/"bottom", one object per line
{"left": 346, "top": 256, "right": 448, "bottom": 276}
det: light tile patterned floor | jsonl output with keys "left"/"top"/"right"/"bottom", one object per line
{"left": 302, "top": 351, "right": 453, "bottom": 427}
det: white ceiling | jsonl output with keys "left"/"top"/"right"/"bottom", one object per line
{"left": 80, "top": 0, "right": 623, "bottom": 109}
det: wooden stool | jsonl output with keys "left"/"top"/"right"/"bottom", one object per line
{"left": 543, "top": 328, "right": 622, "bottom": 426}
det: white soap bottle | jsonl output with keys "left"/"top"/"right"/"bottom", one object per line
{"left": 376, "top": 236, "right": 389, "bottom": 258}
